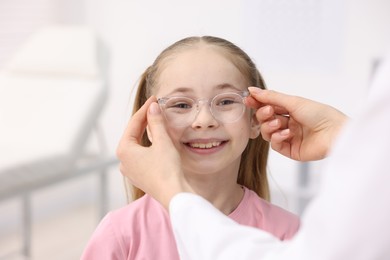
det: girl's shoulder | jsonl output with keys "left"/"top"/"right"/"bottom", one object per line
{"left": 230, "top": 187, "right": 300, "bottom": 240}
{"left": 242, "top": 187, "right": 299, "bottom": 221}
{"left": 107, "top": 194, "right": 169, "bottom": 225}
{"left": 81, "top": 195, "right": 176, "bottom": 259}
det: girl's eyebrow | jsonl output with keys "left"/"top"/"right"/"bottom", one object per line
{"left": 164, "top": 87, "right": 194, "bottom": 96}
{"left": 215, "top": 83, "right": 242, "bottom": 92}
{"left": 164, "top": 83, "right": 242, "bottom": 96}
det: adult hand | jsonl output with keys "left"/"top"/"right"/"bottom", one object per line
{"left": 246, "top": 87, "right": 347, "bottom": 161}
{"left": 116, "top": 96, "right": 191, "bottom": 209}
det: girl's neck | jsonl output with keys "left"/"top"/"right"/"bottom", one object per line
{"left": 185, "top": 173, "right": 245, "bottom": 215}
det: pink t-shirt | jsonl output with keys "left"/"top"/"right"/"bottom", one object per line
{"left": 81, "top": 187, "right": 300, "bottom": 260}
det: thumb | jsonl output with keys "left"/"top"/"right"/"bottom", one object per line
{"left": 249, "top": 88, "right": 295, "bottom": 115}
{"left": 147, "top": 102, "right": 174, "bottom": 147}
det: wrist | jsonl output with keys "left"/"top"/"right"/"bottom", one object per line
{"left": 323, "top": 110, "right": 348, "bottom": 158}
{"left": 159, "top": 171, "right": 193, "bottom": 210}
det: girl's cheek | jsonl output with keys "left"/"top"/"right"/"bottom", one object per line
{"left": 166, "top": 127, "right": 184, "bottom": 147}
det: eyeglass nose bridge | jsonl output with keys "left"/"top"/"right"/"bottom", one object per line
{"left": 193, "top": 98, "right": 215, "bottom": 118}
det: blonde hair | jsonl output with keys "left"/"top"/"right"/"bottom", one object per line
{"left": 127, "top": 36, "right": 270, "bottom": 202}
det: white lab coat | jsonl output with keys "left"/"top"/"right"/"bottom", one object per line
{"left": 169, "top": 51, "right": 390, "bottom": 260}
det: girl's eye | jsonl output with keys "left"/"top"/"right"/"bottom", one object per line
{"left": 172, "top": 103, "right": 192, "bottom": 109}
{"left": 216, "top": 99, "right": 235, "bottom": 106}
{"left": 165, "top": 99, "right": 194, "bottom": 110}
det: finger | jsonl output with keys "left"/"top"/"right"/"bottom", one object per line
{"left": 260, "top": 115, "right": 291, "bottom": 140}
{"left": 269, "top": 129, "right": 292, "bottom": 155}
{"left": 260, "top": 118, "right": 279, "bottom": 141}
{"left": 257, "top": 103, "right": 288, "bottom": 140}
{"left": 275, "top": 114, "right": 290, "bottom": 129}
{"left": 147, "top": 101, "right": 175, "bottom": 148}
{"left": 120, "top": 96, "right": 156, "bottom": 146}
{"left": 256, "top": 105, "right": 275, "bottom": 122}
{"left": 247, "top": 89, "right": 290, "bottom": 116}
{"left": 248, "top": 87, "right": 297, "bottom": 114}
{"left": 245, "top": 95, "right": 263, "bottom": 109}
{"left": 256, "top": 105, "right": 290, "bottom": 122}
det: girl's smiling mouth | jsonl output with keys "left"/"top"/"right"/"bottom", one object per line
{"left": 188, "top": 141, "right": 222, "bottom": 149}
{"left": 183, "top": 140, "right": 228, "bottom": 152}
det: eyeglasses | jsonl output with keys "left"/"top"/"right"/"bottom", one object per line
{"left": 157, "top": 91, "right": 249, "bottom": 127}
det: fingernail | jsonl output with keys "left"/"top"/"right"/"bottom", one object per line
{"left": 280, "top": 129, "right": 290, "bottom": 136}
{"left": 248, "top": 87, "right": 262, "bottom": 95}
{"left": 264, "top": 106, "right": 272, "bottom": 115}
{"left": 269, "top": 119, "right": 278, "bottom": 127}
{"left": 149, "top": 102, "right": 161, "bottom": 115}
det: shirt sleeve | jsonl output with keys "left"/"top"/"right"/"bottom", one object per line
{"left": 169, "top": 50, "right": 390, "bottom": 260}
{"left": 170, "top": 193, "right": 287, "bottom": 260}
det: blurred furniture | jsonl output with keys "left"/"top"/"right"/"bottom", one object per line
{"left": 0, "top": 25, "right": 118, "bottom": 259}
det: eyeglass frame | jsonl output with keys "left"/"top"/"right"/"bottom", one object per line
{"left": 157, "top": 91, "right": 249, "bottom": 127}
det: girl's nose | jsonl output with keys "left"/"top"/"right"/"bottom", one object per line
{"left": 191, "top": 102, "right": 219, "bottom": 129}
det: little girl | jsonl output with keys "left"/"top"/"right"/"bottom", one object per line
{"left": 81, "top": 36, "right": 300, "bottom": 259}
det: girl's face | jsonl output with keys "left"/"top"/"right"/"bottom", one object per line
{"left": 153, "top": 46, "right": 259, "bottom": 177}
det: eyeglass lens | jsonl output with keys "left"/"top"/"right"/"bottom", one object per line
{"left": 160, "top": 92, "right": 246, "bottom": 126}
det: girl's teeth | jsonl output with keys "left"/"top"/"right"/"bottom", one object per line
{"left": 190, "top": 141, "right": 221, "bottom": 149}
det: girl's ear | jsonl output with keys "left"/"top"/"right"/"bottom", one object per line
{"left": 146, "top": 125, "right": 153, "bottom": 143}
{"left": 249, "top": 112, "right": 261, "bottom": 139}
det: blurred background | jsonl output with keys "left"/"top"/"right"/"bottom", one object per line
{"left": 0, "top": 0, "right": 389, "bottom": 259}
